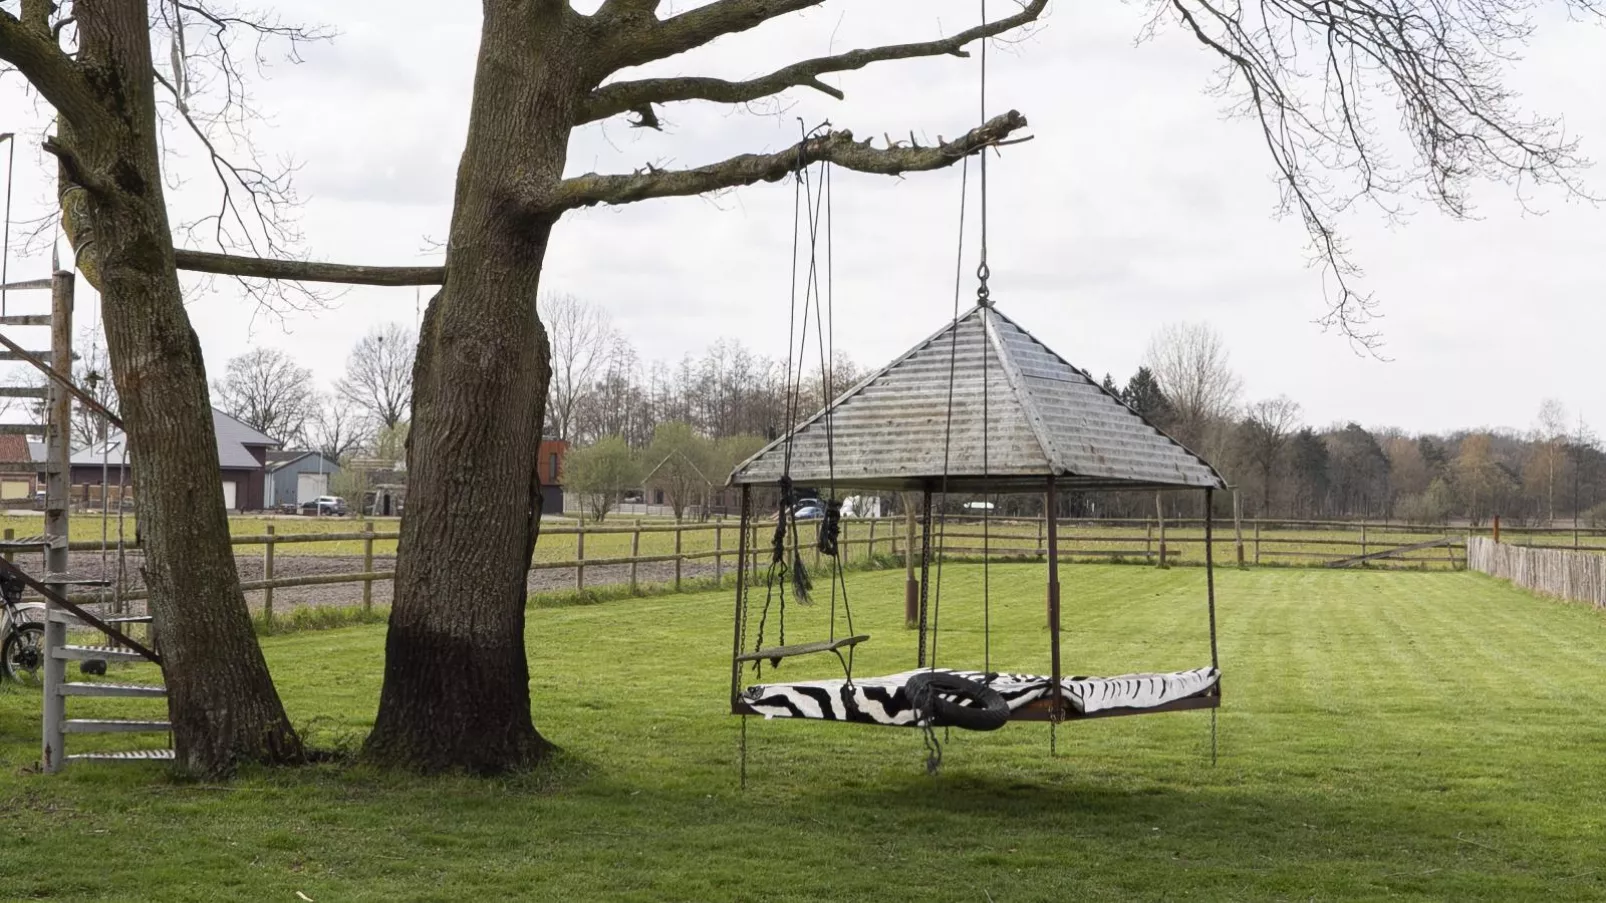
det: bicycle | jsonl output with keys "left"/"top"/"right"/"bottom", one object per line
{"left": 1, "top": 569, "right": 45, "bottom": 685}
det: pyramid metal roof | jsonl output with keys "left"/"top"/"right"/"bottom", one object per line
{"left": 729, "top": 304, "right": 1226, "bottom": 493}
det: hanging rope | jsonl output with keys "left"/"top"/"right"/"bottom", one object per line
{"left": 926, "top": 153, "right": 970, "bottom": 673}
{"left": 2, "top": 134, "right": 13, "bottom": 317}
{"left": 979, "top": 0, "right": 993, "bottom": 673}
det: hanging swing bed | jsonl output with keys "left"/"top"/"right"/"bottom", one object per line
{"left": 724, "top": 300, "right": 1227, "bottom": 751}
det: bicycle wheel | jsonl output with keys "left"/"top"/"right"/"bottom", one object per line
{"left": 2, "top": 622, "right": 45, "bottom": 685}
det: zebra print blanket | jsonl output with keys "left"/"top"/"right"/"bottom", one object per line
{"left": 740, "top": 667, "right": 1218, "bottom": 725}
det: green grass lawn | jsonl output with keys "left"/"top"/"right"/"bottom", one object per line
{"left": 2, "top": 565, "right": 1605, "bottom": 901}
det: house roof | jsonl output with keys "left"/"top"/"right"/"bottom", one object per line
{"left": 70, "top": 408, "right": 280, "bottom": 470}
{"left": 266, "top": 450, "right": 340, "bottom": 473}
{"left": 729, "top": 304, "right": 1227, "bottom": 493}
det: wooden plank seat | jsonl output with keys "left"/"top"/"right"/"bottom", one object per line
{"left": 736, "top": 634, "right": 869, "bottom": 664}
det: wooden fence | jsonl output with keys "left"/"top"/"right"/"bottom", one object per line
{"left": 13, "top": 514, "right": 1482, "bottom": 624}
{"left": 1465, "top": 537, "right": 1606, "bottom": 611}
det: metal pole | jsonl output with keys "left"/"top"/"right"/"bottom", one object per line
{"left": 916, "top": 486, "right": 933, "bottom": 666}
{"left": 1205, "top": 488, "right": 1220, "bottom": 670}
{"left": 1047, "top": 476, "right": 1063, "bottom": 720}
{"left": 730, "top": 486, "right": 751, "bottom": 709}
{"left": 904, "top": 500, "right": 918, "bottom": 626}
{"left": 41, "top": 269, "right": 72, "bottom": 774}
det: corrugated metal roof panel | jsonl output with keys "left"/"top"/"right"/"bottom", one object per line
{"left": 730, "top": 305, "right": 1225, "bottom": 491}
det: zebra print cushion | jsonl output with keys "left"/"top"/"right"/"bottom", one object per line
{"left": 741, "top": 667, "right": 1218, "bottom": 725}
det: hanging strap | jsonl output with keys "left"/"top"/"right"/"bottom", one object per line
{"left": 1205, "top": 488, "right": 1219, "bottom": 671}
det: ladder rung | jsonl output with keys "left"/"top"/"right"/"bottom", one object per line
{"left": 0, "top": 314, "right": 51, "bottom": 326}
{"left": 0, "top": 462, "right": 44, "bottom": 473}
{"left": 0, "top": 278, "right": 52, "bottom": 292}
{"left": 59, "top": 682, "right": 166, "bottom": 698}
{"left": 63, "top": 719, "right": 171, "bottom": 734}
{"left": 52, "top": 645, "right": 149, "bottom": 663}
{"left": 0, "top": 424, "right": 44, "bottom": 435}
{"left": 0, "top": 351, "right": 53, "bottom": 363}
{"left": 0, "top": 386, "right": 48, "bottom": 399}
{"left": 65, "top": 749, "right": 174, "bottom": 763}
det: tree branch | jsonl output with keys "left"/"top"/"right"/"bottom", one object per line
{"left": 0, "top": 11, "right": 111, "bottom": 133}
{"left": 173, "top": 250, "right": 444, "bottom": 286}
{"left": 552, "top": 111, "right": 1029, "bottom": 211}
{"left": 602, "top": 0, "right": 824, "bottom": 71}
{"left": 585, "top": 0, "right": 1049, "bottom": 126}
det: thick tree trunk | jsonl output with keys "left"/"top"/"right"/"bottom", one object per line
{"left": 363, "top": 7, "right": 586, "bottom": 772}
{"left": 67, "top": 1, "right": 302, "bottom": 775}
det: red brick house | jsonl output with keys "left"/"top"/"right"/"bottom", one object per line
{"left": 539, "top": 439, "right": 567, "bottom": 515}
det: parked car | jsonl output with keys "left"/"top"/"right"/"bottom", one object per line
{"left": 302, "top": 495, "right": 347, "bottom": 516}
{"left": 794, "top": 504, "right": 825, "bottom": 520}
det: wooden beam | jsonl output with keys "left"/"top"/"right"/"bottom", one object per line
{"left": 173, "top": 249, "right": 445, "bottom": 286}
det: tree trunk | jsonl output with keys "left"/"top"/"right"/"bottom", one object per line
{"left": 364, "top": 7, "right": 587, "bottom": 772}
{"left": 68, "top": 1, "right": 301, "bottom": 775}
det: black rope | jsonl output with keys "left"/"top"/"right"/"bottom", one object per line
{"left": 978, "top": 0, "right": 992, "bottom": 664}
{"left": 1, "top": 137, "right": 12, "bottom": 317}
{"left": 928, "top": 154, "right": 971, "bottom": 673}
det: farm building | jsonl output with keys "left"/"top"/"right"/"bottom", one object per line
{"left": 70, "top": 407, "right": 280, "bottom": 511}
{"left": 539, "top": 438, "right": 567, "bottom": 515}
{"left": 264, "top": 450, "right": 341, "bottom": 510}
{"left": 0, "top": 434, "right": 40, "bottom": 504}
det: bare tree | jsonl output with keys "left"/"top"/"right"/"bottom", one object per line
{"left": 1158, "top": 0, "right": 1597, "bottom": 349}
{"left": 1532, "top": 398, "right": 1569, "bottom": 524}
{"left": 212, "top": 347, "right": 317, "bottom": 444}
{"left": 336, "top": 323, "right": 414, "bottom": 431}
{"left": 4, "top": 0, "right": 1595, "bottom": 777}
{"left": 69, "top": 326, "right": 120, "bottom": 448}
{"left": 306, "top": 392, "right": 368, "bottom": 461}
{"left": 1240, "top": 396, "right": 1301, "bottom": 514}
{"left": 0, "top": 0, "right": 318, "bottom": 772}
{"left": 542, "top": 294, "right": 621, "bottom": 442}
{"left": 364, "top": 2, "right": 1054, "bottom": 774}
{"left": 1144, "top": 322, "right": 1243, "bottom": 453}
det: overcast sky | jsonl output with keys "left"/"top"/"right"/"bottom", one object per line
{"left": 2, "top": 0, "right": 1603, "bottom": 439}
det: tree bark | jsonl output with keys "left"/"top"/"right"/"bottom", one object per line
{"left": 362, "top": 4, "right": 585, "bottom": 772}
{"left": 67, "top": 0, "right": 302, "bottom": 775}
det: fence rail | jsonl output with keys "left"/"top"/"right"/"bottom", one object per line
{"left": 14, "top": 516, "right": 1486, "bottom": 621}
{"left": 1466, "top": 537, "right": 1606, "bottom": 611}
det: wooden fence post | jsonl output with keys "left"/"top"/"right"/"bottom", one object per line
{"left": 1155, "top": 493, "right": 1167, "bottom": 568}
{"left": 1361, "top": 520, "right": 1368, "bottom": 558}
{"left": 576, "top": 527, "right": 586, "bottom": 591}
{"left": 674, "top": 526, "right": 683, "bottom": 591}
{"left": 1233, "top": 490, "right": 1245, "bottom": 567}
{"left": 3, "top": 527, "right": 12, "bottom": 562}
{"left": 1145, "top": 521, "right": 1152, "bottom": 561}
{"left": 263, "top": 525, "right": 275, "bottom": 626}
{"left": 630, "top": 519, "right": 641, "bottom": 594}
{"left": 714, "top": 519, "right": 724, "bottom": 585}
{"left": 1254, "top": 520, "right": 1261, "bottom": 566}
{"left": 1037, "top": 516, "right": 1045, "bottom": 557}
{"left": 362, "top": 521, "right": 375, "bottom": 612}
{"left": 868, "top": 518, "right": 877, "bottom": 562}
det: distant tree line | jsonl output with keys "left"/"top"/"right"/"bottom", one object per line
{"left": 553, "top": 301, "right": 1606, "bottom": 527}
